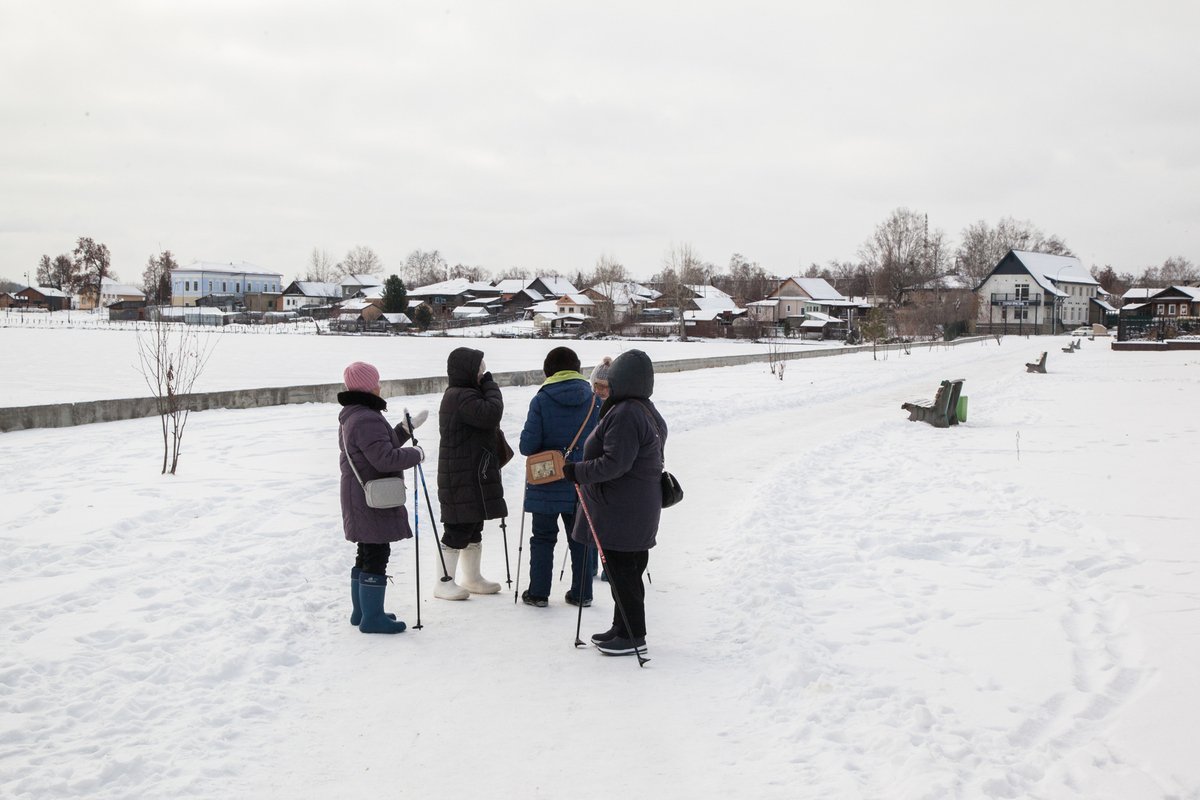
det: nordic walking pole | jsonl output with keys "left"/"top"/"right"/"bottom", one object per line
{"left": 558, "top": 548, "right": 568, "bottom": 582}
{"left": 573, "top": 540, "right": 590, "bottom": 646}
{"left": 499, "top": 516, "right": 512, "bottom": 588}
{"left": 411, "top": 461, "right": 423, "bottom": 629}
{"left": 405, "top": 412, "right": 452, "bottom": 583}
{"left": 404, "top": 412, "right": 424, "bottom": 629}
{"left": 514, "top": 495, "right": 526, "bottom": 603}
{"left": 575, "top": 485, "right": 649, "bottom": 667}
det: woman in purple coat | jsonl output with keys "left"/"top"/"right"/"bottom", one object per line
{"left": 338, "top": 361, "right": 426, "bottom": 634}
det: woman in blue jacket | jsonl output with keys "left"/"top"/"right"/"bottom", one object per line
{"left": 518, "top": 347, "right": 601, "bottom": 607}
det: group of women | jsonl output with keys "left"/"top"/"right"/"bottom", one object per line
{"left": 335, "top": 346, "right": 667, "bottom": 657}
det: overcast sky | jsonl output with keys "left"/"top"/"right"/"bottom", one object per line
{"left": 2, "top": 0, "right": 1197, "bottom": 282}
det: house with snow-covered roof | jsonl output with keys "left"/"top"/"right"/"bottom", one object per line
{"left": 98, "top": 277, "right": 146, "bottom": 307}
{"left": 528, "top": 276, "right": 578, "bottom": 298}
{"left": 16, "top": 286, "right": 71, "bottom": 311}
{"left": 170, "top": 261, "right": 283, "bottom": 308}
{"left": 339, "top": 274, "right": 384, "bottom": 297}
{"left": 975, "top": 250, "right": 1099, "bottom": 335}
{"left": 407, "top": 278, "right": 496, "bottom": 317}
{"left": 748, "top": 277, "right": 866, "bottom": 338}
{"left": 281, "top": 281, "right": 343, "bottom": 311}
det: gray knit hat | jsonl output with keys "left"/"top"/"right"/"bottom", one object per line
{"left": 590, "top": 355, "right": 614, "bottom": 386}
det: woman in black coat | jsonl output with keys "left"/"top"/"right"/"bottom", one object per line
{"left": 565, "top": 349, "right": 666, "bottom": 656}
{"left": 434, "top": 347, "right": 508, "bottom": 600}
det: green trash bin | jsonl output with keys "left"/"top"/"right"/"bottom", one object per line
{"left": 956, "top": 395, "right": 968, "bottom": 423}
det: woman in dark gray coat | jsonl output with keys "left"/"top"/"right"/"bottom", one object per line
{"left": 338, "top": 361, "right": 426, "bottom": 634}
{"left": 434, "top": 346, "right": 508, "bottom": 600}
{"left": 564, "top": 349, "right": 666, "bottom": 656}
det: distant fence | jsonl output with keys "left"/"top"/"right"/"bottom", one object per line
{"left": 0, "top": 336, "right": 988, "bottom": 433}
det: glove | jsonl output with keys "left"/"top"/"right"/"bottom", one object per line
{"left": 409, "top": 445, "right": 425, "bottom": 463}
{"left": 480, "top": 371, "right": 494, "bottom": 385}
{"left": 398, "top": 408, "right": 428, "bottom": 434}
{"left": 561, "top": 462, "right": 578, "bottom": 483}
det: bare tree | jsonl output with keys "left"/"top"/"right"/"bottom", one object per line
{"left": 859, "top": 208, "right": 946, "bottom": 305}
{"left": 36, "top": 253, "right": 79, "bottom": 290}
{"left": 73, "top": 237, "right": 111, "bottom": 306}
{"left": 449, "top": 263, "right": 489, "bottom": 282}
{"left": 141, "top": 250, "right": 177, "bottom": 304}
{"left": 715, "top": 253, "right": 775, "bottom": 303}
{"left": 1157, "top": 256, "right": 1198, "bottom": 287}
{"left": 342, "top": 245, "right": 383, "bottom": 277}
{"left": 587, "top": 254, "right": 628, "bottom": 329}
{"left": 956, "top": 216, "right": 1074, "bottom": 284}
{"left": 136, "top": 315, "right": 219, "bottom": 475}
{"left": 306, "top": 247, "right": 338, "bottom": 282}
{"left": 404, "top": 249, "right": 449, "bottom": 287}
{"left": 657, "top": 244, "right": 709, "bottom": 341}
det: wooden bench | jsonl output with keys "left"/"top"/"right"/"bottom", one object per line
{"left": 1061, "top": 339, "right": 1079, "bottom": 353}
{"left": 901, "top": 378, "right": 964, "bottom": 428}
{"left": 1025, "top": 352, "right": 1047, "bottom": 373}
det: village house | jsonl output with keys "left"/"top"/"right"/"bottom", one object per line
{"left": 339, "top": 274, "right": 384, "bottom": 298}
{"left": 747, "top": 277, "right": 864, "bottom": 338}
{"left": 170, "top": 261, "right": 283, "bottom": 308}
{"left": 582, "top": 281, "right": 661, "bottom": 325}
{"left": 97, "top": 277, "right": 146, "bottom": 307}
{"left": 281, "top": 281, "right": 343, "bottom": 311}
{"left": 406, "top": 278, "right": 496, "bottom": 317}
{"left": 1118, "top": 286, "right": 1200, "bottom": 340}
{"left": 16, "top": 286, "right": 72, "bottom": 311}
{"left": 974, "top": 250, "right": 1100, "bottom": 335}
{"left": 526, "top": 276, "right": 579, "bottom": 299}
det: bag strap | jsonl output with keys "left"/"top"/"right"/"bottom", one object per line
{"left": 633, "top": 400, "right": 667, "bottom": 466}
{"left": 564, "top": 394, "right": 598, "bottom": 456}
{"left": 340, "top": 425, "right": 369, "bottom": 490}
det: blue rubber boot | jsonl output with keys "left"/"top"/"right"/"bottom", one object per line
{"left": 357, "top": 572, "right": 407, "bottom": 634}
{"left": 351, "top": 567, "right": 395, "bottom": 626}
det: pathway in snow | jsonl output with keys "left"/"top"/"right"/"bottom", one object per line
{"left": 2, "top": 338, "right": 1197, "bottom": 799}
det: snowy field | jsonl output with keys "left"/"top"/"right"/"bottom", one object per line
{"left": 2, "top": 334, "right": 1199, "bottom": 799}
{"left": 0, "top": 319, "right": 838, "bottom": 406}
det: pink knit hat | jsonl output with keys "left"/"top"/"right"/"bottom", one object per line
{"left": 343, "top": 361, "right": 380, "bottom": 392}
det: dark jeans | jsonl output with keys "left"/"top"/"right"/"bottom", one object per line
{"left": 355, "top": 542, "right": 391, "bottom": 575}
{"left": 603, "top": 549, "right": 649, "bottom": 638}
{"left": 527, "top": 511, "right": 594, "bottom": 600}
{"left": 442, "top": 521, "right": 483, "bottom": 549}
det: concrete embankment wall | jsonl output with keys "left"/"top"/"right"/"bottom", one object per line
{"left": 0, "top": 337, "right": 988, "bottom": 433}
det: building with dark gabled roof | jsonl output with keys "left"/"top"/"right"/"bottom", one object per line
{"left": 974, "top": 250, "right": 1099, "bottom": 335}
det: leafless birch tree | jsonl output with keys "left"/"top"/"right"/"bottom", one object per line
{"left": 136, "top": 314, "right": 219, "bottom": 475}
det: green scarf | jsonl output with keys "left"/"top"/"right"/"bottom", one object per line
{"left": 542, "top": 370, "right": 588, "bottom": 386}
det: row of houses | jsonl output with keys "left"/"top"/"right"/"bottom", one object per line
{"left": 7, "top": 252, "right": 1195, "bottom": 341}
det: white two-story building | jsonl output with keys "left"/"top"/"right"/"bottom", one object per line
{"left": 170, "top": 261, "right": 283, "bottom": 307}
{"left": 975, "top": 250, "right": 1099, "bottom": 335}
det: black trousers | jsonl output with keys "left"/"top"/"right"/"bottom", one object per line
{"left": 355, "top": 542, "right": 391, "bottom": 575}
{"left": 603, "top": 549, "right": 649, "bottom": 638}
{"left": 442, "top": 521, "right": 483, "bottom": 549}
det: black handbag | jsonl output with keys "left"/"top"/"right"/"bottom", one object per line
{"left": 660, "top": 470, "right": 684, "bottom": 508}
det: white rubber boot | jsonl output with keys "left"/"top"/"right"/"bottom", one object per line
{"left": 459, "top": 542, "right": 501, "bottom": 595}
{"left": 434, "top": 546, "right": 470, "bottom": 601}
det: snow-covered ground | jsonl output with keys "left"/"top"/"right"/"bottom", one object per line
{"left": 0, "top": 320, "right": 840, "bottom": 406}
{"left": 2, "top": 334, "right": 1198, "bottom": 799}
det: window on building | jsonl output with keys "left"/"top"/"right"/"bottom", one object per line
{"left": 236, "top": 283, "right": 241, "bottom": 292}
{"left": 208, "top": 281, "right": 213, "bottom": 291}
{"left": 222, "top": 282, "right": 227, "bottom": 292}
{"left": 1157, "top": 304, "right": 1165, "bottom": 315}
{"left": 1168, "top": 304, "right": 1176, "bottom": 315}
{"left": 1015, "top": 283, "right": 1029, "bottom": 301}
